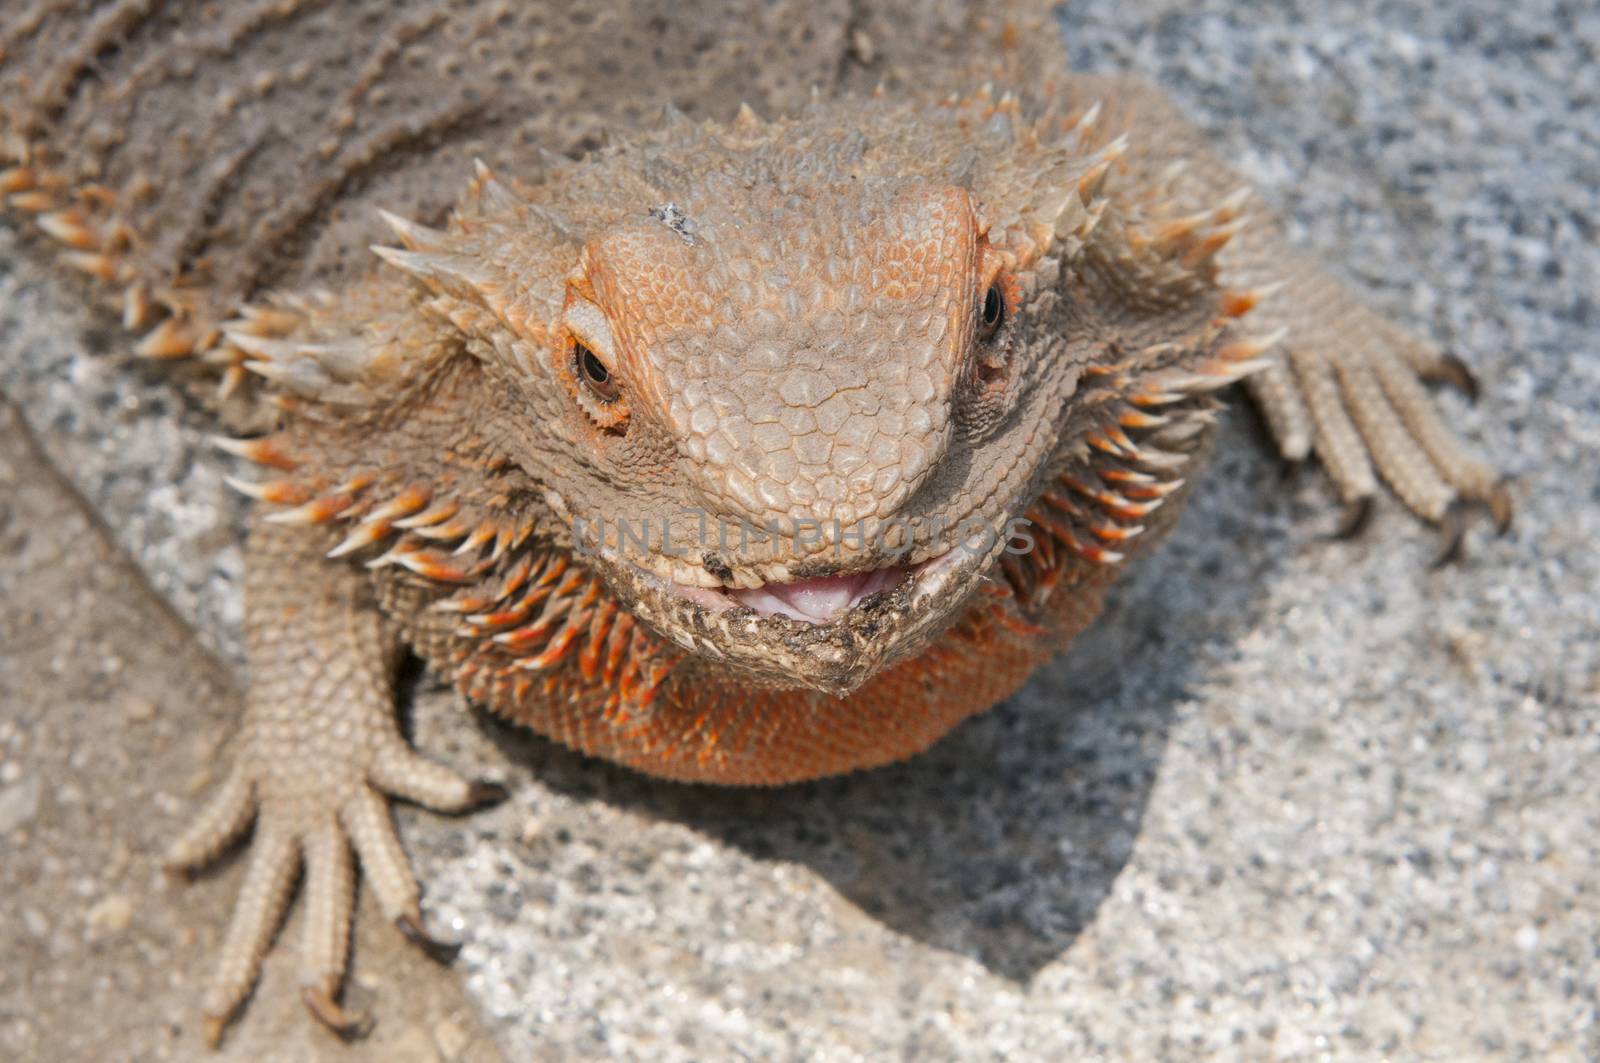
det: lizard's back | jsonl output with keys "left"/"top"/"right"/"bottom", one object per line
{"left": 1, "top": 0, "right": 1062, "bottom": 342}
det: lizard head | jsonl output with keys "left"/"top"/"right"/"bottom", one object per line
{"left": 348, "top": 96, "right": 1265, "bottom": 695}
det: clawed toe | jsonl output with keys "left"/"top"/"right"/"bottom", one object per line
{"left": 1332, "top": 495, "right": 1375, "bottom": 540}
{"left": 466, "top": 779, "right": 510, "bottom": 807}
{"left": 201, "top": 1012, "right": 229, "bottom": 1050}
{"left": 1430, "top": 501, "right": 1468, "bottom": 568}
{"left": 1427, "top": 353, "right": 1481, "bottom": 404}
{"left": 301, "top": 984, "right": 374, "bottom": 1040}
{"left": 396, "top": 910, "right": 464, "bottom": 963}
{"left": 164, "top": 766, "right": 257, "bottom": 873}
{"left": 1485, "top": 480, "right": 1515, "bottom": 535}
{"left": 1266, "top": 290, "right": 1504, "bottom": 556}
{"left": 1431, "top": 483, "right": 1514, "bottom": 565}
{"left": 1328, "top": 489, "right": 1511, "bottom": 567}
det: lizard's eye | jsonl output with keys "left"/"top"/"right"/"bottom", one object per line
{"left": 575, "top": 342, "right": 620, "bottom": 403}
{"left": 561, "top": 294, "right": 629, "bottom": 431}
{"left": 566, "top": 336, "right": 629, "bottom": 432}
{"left": 978, "top": 283, "right": 1005, "bottom": 340}
{"left": 969, "top": 276, "right": 1014, "bottom": 391}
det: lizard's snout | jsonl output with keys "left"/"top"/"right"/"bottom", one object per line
{"left": 674, "top": 359, "right": 955, "bottom": 569}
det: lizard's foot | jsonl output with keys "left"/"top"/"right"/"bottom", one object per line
{"left": 1245, "top": 306, "right": 1512, "bottom": 561}
{"left": 164, "top": 714, "right": 504, "bottom": 1046}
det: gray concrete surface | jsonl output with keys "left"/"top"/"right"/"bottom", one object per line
{"left": 2, "top": 1, "right": 1597, "bottom": 1059}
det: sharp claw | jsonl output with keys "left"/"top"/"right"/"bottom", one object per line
{"left": 1332, "top": 496, "right": 1375, "bottom": 540}
{"left": 396, "top": 911, "right": 463, "bottom": 964}
{"left": 1486, "top": 481, "right": 1515, "bottom": 535}
{"left": 201, "top": 1013, "right": 229, "bottom": 1049}
{"left": 301, "top": 985, "right": 374, "bottom": 1040}
{"left": 1430, "top": 501, "right": 1467, "bottom": 568}
{"left": 1430, "top": 354, "right": 1480, "bottom": 404}
{"left": 466, "top": 779, "right": 510, "bottom": 807}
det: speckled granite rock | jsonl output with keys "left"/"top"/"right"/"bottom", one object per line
{"left": 1, "top": 1, "right": 1595, "bottom": 1059}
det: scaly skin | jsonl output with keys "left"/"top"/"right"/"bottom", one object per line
{"left": 0, "top": 0, "right": 1508, "bottom": 1045}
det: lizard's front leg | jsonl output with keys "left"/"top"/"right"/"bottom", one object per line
{"left": 1065, "top": 73, "right": 1511, "bottom": 556}
{"left": 164, "top": 519, "right": 503, "bottom": 1046}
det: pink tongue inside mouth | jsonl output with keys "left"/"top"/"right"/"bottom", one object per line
{"left": 728, "top": 566, "right": 905, "bottom": 624}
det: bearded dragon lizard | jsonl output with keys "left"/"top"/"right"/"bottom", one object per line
{"left": 0, "top": 0, "right": 1510, "bottom": 1046}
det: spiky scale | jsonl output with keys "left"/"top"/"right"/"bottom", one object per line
{"left": 8, "top": 191, "right": 57, "bottom": 213}
{"left": 378, "top": 209, "right": 447, "bottom": 251}
{"left": 262, "top": 494, "right": 354, "bottom": 526}
{"left": 393, "top": 500, "right": 461, "bottom": 529}
{"left": 223, "top": 476, "right": 313, "bottom": 506}
{"left": 36, "top": 209, "right": 95, "bottom": 249}
{"left": 0, "top": 167, "right": 35, "bottom": 193}
{"left": 326, "top": 519, "right": 393, "bottom": 559}
{"left": 135, "top": 318, "right": 197, "bottom": 359}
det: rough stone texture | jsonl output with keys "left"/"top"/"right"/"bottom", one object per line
{"left": 0, "top": 404, "right": 503, "bottom": 1063}
{"left": 0, "top": 248, "right": 248, "bottom": 665}
{"left": 1, "top": 0, "right": 1596, "bottom": 1060}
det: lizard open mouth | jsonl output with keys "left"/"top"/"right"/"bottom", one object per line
{"left": 724, "top": 566, "right": 907, "bottom": 623}
{"left": 669, "top": 565, "right": 909, "bottom": 624}
{"left": 662, "top": 549, "right": 966, "bottom": 626}
{"left": 608, "top": 543, "right": 991, "bottom": 693}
